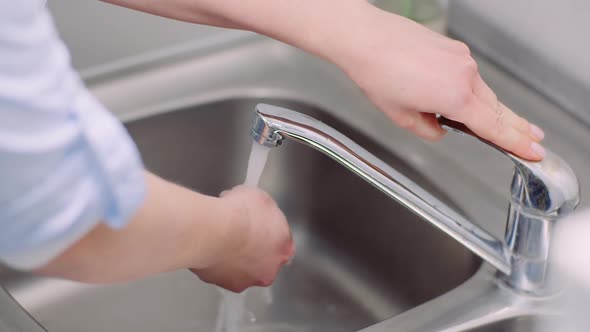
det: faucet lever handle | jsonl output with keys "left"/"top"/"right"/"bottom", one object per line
{"left": 437, "top": 116, "right": 511, "bottom": 157}
{"left": 437, "top": 116, "right": 481, "bottom": 138}
{"left": 438, "top": 116, "right": 579, "bottom": 216}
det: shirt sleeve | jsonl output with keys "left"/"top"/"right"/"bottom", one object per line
{"left": 0, "top": 1, "right": 146, "bottom": 269}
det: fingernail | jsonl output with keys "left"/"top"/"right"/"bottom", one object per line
{"left": 530, "top": 142, "right": 546, "bottom": 159}
{"left": 530, "top": 123, "right": 545, "bottom": 141}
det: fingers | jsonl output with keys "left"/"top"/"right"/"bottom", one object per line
{"left": 457, "top": 96, "right": 545, "bottom": 160}
{"left": 473, "top": 75, "right": 497, "bottom": 106}
{"left": 473, "top": 75, "right": 545, "bottom": 143}
{"left": 214, "top": 185, "right": 294, "bottom": 291}
{"left": 389, "top": 109, "right": 447, "bottom": 141}
{"left": 416, "top": 113, "right": 447, "bottom": 141}
{"left": 499, "top": 102, "right": 545, "bottom": 141}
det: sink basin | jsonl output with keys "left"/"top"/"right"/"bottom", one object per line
{"left": 1, "top": 98, "right": 478, "bottom": 332}
{"left": 2, "top": 30, "right": 587, "bottom": 332}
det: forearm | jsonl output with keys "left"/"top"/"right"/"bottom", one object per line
{"left": 36, "top": 172, "right": 230, "bottom": 283}
{"left": 102, "top": 0, "right": 373, "bottom": 64}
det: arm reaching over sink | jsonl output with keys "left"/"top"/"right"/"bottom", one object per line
{"left": 0, "top": 2, "right": 292, "bottom": 291}
{"left": 103, "top": 0, "right": 546, "bottom": 160}
{"left": 37, "top": 173, "right": 294, "bottom": 291}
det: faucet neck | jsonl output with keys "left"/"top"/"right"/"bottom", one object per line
{"left": 440, "top": 117, "right": 580, "bottom": 295}
{"left": 503, "top": 170, "right": 575, "bottom": 295}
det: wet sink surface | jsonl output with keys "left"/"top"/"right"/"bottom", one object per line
{"left": 3, "top": 98, "right": 479, "bottom": 332}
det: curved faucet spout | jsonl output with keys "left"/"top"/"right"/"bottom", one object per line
{"left": 250, "top": 103, "right": 580, "bottom": 295}
{"left": 251, "top": 103, "right": 511, "bottom": 274}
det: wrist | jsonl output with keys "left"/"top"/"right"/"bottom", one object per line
{"left": 142, "top": 174, "right": 207, "bottom": 272}
{"left": 305, "top": 1, "right": 383, "bottom": 66}
{"left": 242, "top": 0, "right": 375, "bottom": 65}
{"left": 313, "top": 3, "right": 408, "bottom": 77}
{"left": 183, "top": 194, "right": 248, "bottom": 270}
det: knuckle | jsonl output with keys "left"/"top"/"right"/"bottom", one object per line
{"left": 464, "top": 57, "right": 478, "bottom": 73}
{"left": 452, "top": 86, "right": 474, "bottom": 109}
{"left": 391, "top": 112, "right": 416, "bottom": 130}
{"left": 507, "top": 108, "right": 528, "bottom": 129}
{"left": 488, "top": 92, "right": 499, "bottom": 105}
{"left": 456, "top": 56, "right": 478, "bottom": 79}
{"left": 262, "top": 193, "right": 275, "bottom": 206}
{"left": 257, "top": 277, "right": 274, "bottom": 287}
{"left": 255, "top": 190, "right": 275, "bottom": 207}
{"left": 452, "top": 41, "right": 471, "bottom": 55}
{"left": 284, "top": 239, "right": 295, "bottom": 257}
{"left": 230, "top": 285, "right": 245, "bottom": 293}
{"left": 492, "top": 106, "right": 506, "bottom": 136}
{"left": 518, "top": 116, "right": 531, "bottom": 131}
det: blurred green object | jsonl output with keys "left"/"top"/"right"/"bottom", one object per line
{"left": 372, "top": 0, "right": 441, "bottom": 23}
{"left": 370, "top": 0, "right": 447, "bottom": 33}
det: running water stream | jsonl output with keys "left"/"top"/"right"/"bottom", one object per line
{"left": 244, "top": 142, "right": 271, "bottom": 187}
{"left": 214, "top": 141, "right": 271, "bottom": 332}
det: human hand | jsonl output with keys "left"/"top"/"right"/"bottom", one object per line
{"left": 191, "top": 186, "right": 294, "bottom": 293}
{"left": 328, "top": 4, "right": 546, "bottom": 160}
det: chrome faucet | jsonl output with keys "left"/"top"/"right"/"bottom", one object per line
{"left": 250, "top": 103, "right": 580, "bottom": 296}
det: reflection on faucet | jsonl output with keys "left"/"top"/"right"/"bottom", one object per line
{"left": 250, "top": 103, "right": 580, "bottom": 331}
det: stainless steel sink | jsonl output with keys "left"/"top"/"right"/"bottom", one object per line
{"left": 466, "top": 316, "right": 565, "bottom": 332}
{"left": 470, "top": 318, "right": 536, "bottom": 332}
{"left": 1, "top": 32, "right": 589, "bottom": 332}
{"left": 1, "top": 98, "right": 478, "bottom": 332}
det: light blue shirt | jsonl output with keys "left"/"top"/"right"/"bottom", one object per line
{"left": 0, "top": 1, "right": 146, "bottom": 269}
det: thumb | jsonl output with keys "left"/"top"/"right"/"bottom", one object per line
{"left": 390, "top": 109, "right": 446, "bottom": 141}
{"left": 413, "top": 112, "right": 447, "bottom": 141}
